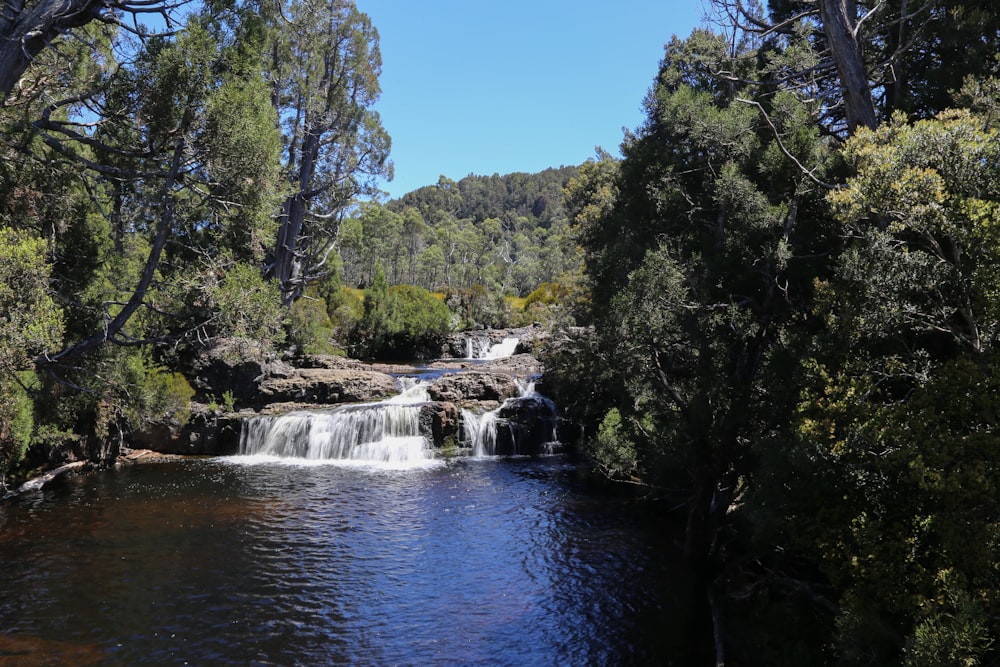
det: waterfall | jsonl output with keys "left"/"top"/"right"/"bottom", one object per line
{"left": 460, "top": 380, "right": 559, "bottom": 457}
{"left": 461, "top": 335, "right": 519, "bottom": 360}
{"left": 238, "top": 381, "right": 437, "bottom": 468}
{"left": 483, "top": 337, "right": 519, "bottom": 359}
{"left": 460, "top": 407, "right": 504, "bottom": 458}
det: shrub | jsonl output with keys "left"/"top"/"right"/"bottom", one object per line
{"left": 523, "top": 282, "right": 571, "bottom": 308}
{"left": 386, "top": 285, "right": 453, "bottom": 339}
{"left": 287, "top": 296, "right": 337, "bottom": 355}
{"left": 444, "top": 285, "right": 511, "bottom": 329}
{"left": 327, "top": 287, "right": 364, "bottom": 343}
{"left": 354, "top": 282, "right": 453, "bottom": 359}
{"left": 0, "top": 374, "right": 35, "bottom": 486}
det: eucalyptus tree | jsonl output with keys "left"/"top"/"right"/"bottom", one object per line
{"left": 717, "top": 0, "right": 1000, "bottom": 133}
{"left": 267, "top": 0, "right": 391, "bottom": 305}
{"left": 24, "top": 10, "right": 284, "bottom": 362}
{"left": 0, "top": 0, "right": 187, "bottom": 102}
{"left": 549, "top": 2, "right": 1000, "bottom": 662}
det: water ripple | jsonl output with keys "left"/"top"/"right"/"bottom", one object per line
{"left": 0, "top": 457, "right": 680, "bottom": 665}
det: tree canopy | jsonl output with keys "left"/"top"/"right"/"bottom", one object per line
{"left": 544, "top": 1, "right": 1000, "bottom": 664}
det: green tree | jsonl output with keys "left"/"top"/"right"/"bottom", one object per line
{"left": 0, "top": 230, "right": 63, "bottom": 483}
{"left": 549, "top": 27, "right": 838, "bottom": 663}
{"left": 268, "top": 0, "right": 391, "bottom": 304}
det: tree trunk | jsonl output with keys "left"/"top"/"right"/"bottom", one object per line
{"left": 0, "top": 0, "right": 105, "bottom": 100}
{"left": 819, "top": 0, "right": 878, "bottom": 131}
{"left": 40, "top": 126, "right": 187, "bottom": 364}
{"left": 274, "top": 124, "right": 321, "bottom": 306}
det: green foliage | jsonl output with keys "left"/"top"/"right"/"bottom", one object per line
{"left": 589, "top": 408, "right": 640, "bottom": 481}
{"left": 0, "top": 375, "right": 36, "bottom": 484}
{"left": 117, "top": 353, "right": 196, "bottom": 427}
{"left": 313, "top": 266, "right": 362, "bottom": 344}
{"left": 210, "top": 261, "right": 285, "bottom": 345}
{"left": 906, "top": 575, "right": 993, "bottom": 667}
{"left": 523, "top": 282, "right": 569, "bottom": 307}
{"left": 354, "top": 265, "right": 452, "bottom": 358}
{"left": 384, "top": 285, "right": 452, "bottom": 340}
{"left": 829, "top": 109, "right": 1000, "bottom": 356}
{"left": 339, "top": 167, "right": 580, "bottom": 298}
{"left": 287, "top": 297, "right": 336, "bottom": 355}
{"left": 202, "top": 76, "right": 284, "bottom": 260}
{"left": 444, "top": 285, "right": 511, "bottom": 329}
{"left": 0, "top": 229, "right": 63, "bottom": 374}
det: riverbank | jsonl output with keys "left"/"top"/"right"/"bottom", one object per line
{"left": 3, "top": 326, "right": 569, "bottom": 502}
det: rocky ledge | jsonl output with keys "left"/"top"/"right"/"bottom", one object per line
{"left": 130, "top": 332, "right": 560, "bottom": 459}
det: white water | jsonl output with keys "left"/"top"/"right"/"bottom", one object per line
{"left": 483, "top": 337, "right": 519, "bottom": 359}
{"left": 236, "top": 381, "right": 439, "bottom": 469}
{"left": 463, "top": 336, "right": 520, "bottom": 360}
{"left": 461, "top": 380, "right": 558, "bottom": 457}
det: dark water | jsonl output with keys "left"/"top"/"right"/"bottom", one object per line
{"left": 0, "top": 457, "right": 686, "bottom": 666}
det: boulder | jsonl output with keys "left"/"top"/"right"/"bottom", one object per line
{"left": 428, "top": 371, "right": 520, "bottom": 403}
{"left": 419, "top": 402, "right": 460, "bottom": 447}
{"left": 495, "top": 395, "right": 559, "bottom": 454}
{"left": 186, "top": 338, "right": 294, "bottom": 406}
{"left": 127, "top": 407, "right": 242, "bottom": 456}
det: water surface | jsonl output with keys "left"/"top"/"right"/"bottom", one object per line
{"left": 0, "top": 457, "right": 682, "bottom": 665}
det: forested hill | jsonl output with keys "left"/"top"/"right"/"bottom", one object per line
{"left": 337, "top": 167, "right": 580, "bottom": 296}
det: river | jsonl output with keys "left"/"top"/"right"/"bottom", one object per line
{"left": 0, "top": 455, "right": 690, "bottom": 666}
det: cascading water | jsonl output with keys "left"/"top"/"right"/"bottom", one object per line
{"left": 483, "top": 337, "right": 519, "bottom": 359}
{"left": 238, "top": 380, "right": 438, "bottom": 468}
{"left": 461, "top": 380, "right": 559, "bottom": 457}
{"left": 462, "top": 335, "right": 519, "bottom": 360}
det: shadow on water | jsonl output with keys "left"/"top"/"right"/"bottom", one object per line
{"left": 0, "top": 456, "right": 706, "bottom": 665}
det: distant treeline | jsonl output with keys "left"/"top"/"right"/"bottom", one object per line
{"left": 337, "top": 167, "right": 580, "bottom": 296}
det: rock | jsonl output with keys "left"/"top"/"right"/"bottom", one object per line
{"left": 257, "top": 368, "right": 398, "bottom": 406}
{"left": 495, "top": 395, "right": 559, "bottom": 454}
{"left": 478, "top": 353, "right": 544, "bottom": 377}
{"left": 428, "top": 371, "right": 520, "bottom": 403}
{"left": 458, "top": 391, "right": 561, "bottom": 457}
{"left": 127, "top": 408, "right": 242, "bottom": 456}
{"left": 187, "top": 338, "right": 294, "bottom": 406}
{"left": 419, "top": 402, "right": 460, "bottom": 447}
{"left": 295, "top": 354, "right": 367, "bottom": 370}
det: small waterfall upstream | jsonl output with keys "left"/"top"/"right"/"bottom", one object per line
{"left": 461, "top": 381, "right": 559, "bottom": 457}
{"left": 238, "top": 380, "right": 437, "bottom": 468}
{"left": 482, "top": 337, "right": 520, "bottom": 359}
{"left": 464, "top": 336, "right": 520, "bottom": 360}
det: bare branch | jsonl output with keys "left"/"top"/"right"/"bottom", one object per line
{"left": 736, "top": 97, "right": 839, "bottom": 190}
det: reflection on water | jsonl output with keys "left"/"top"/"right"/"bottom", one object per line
{"left": 0, "top": 457, "right": 685, "bottom": 665}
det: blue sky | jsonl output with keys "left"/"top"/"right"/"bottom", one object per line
{"left": 355, "top": 1, "right": 707, "bottom": 198}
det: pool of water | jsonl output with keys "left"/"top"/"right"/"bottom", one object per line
{"left": 0, "top": 456, "right": 687, "bottom": 666}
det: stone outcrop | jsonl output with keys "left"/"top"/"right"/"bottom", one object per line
{"left": 419, "top": 402, "right": 461, "bottom": 447}
{"left": 127, "top": 407, "right": 242, "bottom": 456}
{"left": 186, "top": 338, "right": 294, "bottom": 406}
{"left": 257, "top": 368, "right": 398, "bottom": 406}
{"left": 477, "top": 353, "right": 544, "bottom": 377}
{"left": 427, "top": 371, "right": 520, "bottom": 404}
{"left": 492, "top": 394, "right": 559, "bottom": 455}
